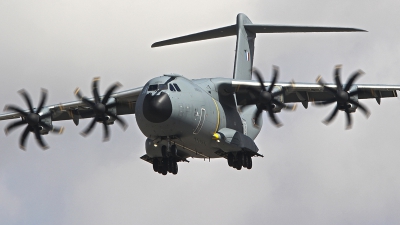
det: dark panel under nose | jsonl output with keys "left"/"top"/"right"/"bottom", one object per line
{"left": 143, "top": 92, "right": 172, "bottom": 123}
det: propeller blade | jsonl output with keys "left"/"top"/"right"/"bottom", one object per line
{"left": 5, "top": 105, "right": 29, "bottom": 117}
{"left": 345, "top": 109, "right": 352, "bottom": 130}
{"left": 102, "top": 82, "right": 122, "bottom": 105}
{"left": 92, "top": 77, "right": 101, "bottom": 103}
{"left": 322, "top": 85, "right": 338, "bottom": 95}
{"left": 348, "top": 99, "right": 371, "bottom": 118}
{"left": 267, "top": 106, "right": 282, "bottom": 127}
{"left": 254, "top": 107, "right": 263, "bottom": 126}
{"left": 105, "top": 111, "right": 128, "bottom": 130}
{"left": 283, "top": 103, "right": 297, "bottom": 111}
{"left": 19, "top": 126, "right": 30, "bottom": 150}
{"left": 253, "top": 68, "right": 266, "bottom": 91}
{"left": 74, "top": 88, "right": 84, "bottom": 100}
{"left": 36, "top": 88, "right": 48, "bottom": 114}
{"left": 33, "top": 127, "right": 48, "bottom": 150}
{"left": 323, "top": 104, "right": 339, "bottom": 125}
{"left": 344, "top": 70, "right": 363, "bottom": 91}
{"left": 102, "top": 120, "right": 110, "bottom": 142}
{"left": 272, "top": 99, "right": 286, "bottom": 108}
{"left": 316, "top": 75, "right": 326, "bottom": 86}
{"left": 316, "top": 76, "right": 338, "bottom": 95}
{"left": 268, "top": 66, "right": 279, "bottom": 93}
{"left": 81, "top": 97, "right": 96, "bottom": 108}
{"left": 334, "top": 65, "right": 343, "bottom": 92}
{"left": 81, "top": 118, "right": 97, "bottom": 137}
{"left": 18, "top": 89, "right": 34, "bottom": 113}
{"left": 5, "top": 120, "right": 27, "bottom": 135}
{"left": 52, "top": 126, "right": 64, "bottom": 134}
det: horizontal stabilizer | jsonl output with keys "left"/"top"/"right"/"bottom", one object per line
{"left": 151, "top": 25, "right": 236, "bottom": 48}
{"left": 151, "top": 24, "right": 366, "bottom": 48}
{"left": 244, "top": 24, "right": 367, "bottom": 33}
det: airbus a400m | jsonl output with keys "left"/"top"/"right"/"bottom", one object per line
{"left": 1, "top": 14, "right": 399, "bottom": 176}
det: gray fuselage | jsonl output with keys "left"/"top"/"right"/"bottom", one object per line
{"left": 135, "top": 75, "right": 261, "bottom": 159}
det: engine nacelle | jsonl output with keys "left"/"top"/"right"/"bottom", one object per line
{"left": 347, "top": 86, "right": 359, "bottom": 113}
{"left": 38, "top": 107, "right": 53, "bottom": 135}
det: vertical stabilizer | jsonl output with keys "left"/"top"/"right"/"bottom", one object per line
{"left": 233, "top": 13, "right": 255, "bottom": 80}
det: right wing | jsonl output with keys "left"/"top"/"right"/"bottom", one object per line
{"left": 0, "top": 86, "right": 144, "bottom": 124}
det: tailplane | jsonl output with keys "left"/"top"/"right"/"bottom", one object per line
{"left": 151, "top": 13, "right": 366, "bottom": 80}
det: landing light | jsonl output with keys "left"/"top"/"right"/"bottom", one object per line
{"left": 212, "top": 133, "right": 221, "bottom": 142}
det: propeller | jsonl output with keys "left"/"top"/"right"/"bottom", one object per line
{"left": 4, "top": 89, "right": 64, "bottom": 150}
{"left": 74, "top": 77, "right": 127, "bottom": 141}
{"left": 239, "top": 66, "right": 296, "bottom": 127}
{"left": 315, "top": 65, "right": 370, "bottom": 129}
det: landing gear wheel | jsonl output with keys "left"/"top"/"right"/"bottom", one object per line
{"left": 243, "top": 153, "right": 248, "bottom": 168}
{"left": 161, "top": 145, "right": 167, "bottom": 158}
{"left": 236, "top": 152, "right": 244, "bottom": 168}
{"left": 153, "top": 158, "right": 159, "bottom": 172}
{"left": 170, "top": 144, "right": 177, "bottom": 156}
{"left": 168, "top": 158, "right": 174, "bottom": 173}
{"left": 227, "top": 153, "right": 234, "bottom": 167}
{"left": 247, "top": 156, "right": 252, "bottom": 170}
{"left": 172, "top": 161, "right": 178, "bottom": 175}
{"left": 235, "top": 162, "right": 242, "bottom": 170}
{"left": 162, "top": 158, "right": 168, "bottom": 175}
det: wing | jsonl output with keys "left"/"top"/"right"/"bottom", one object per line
{"left": 0, "top": 86, "right": 143, "bottom": 123}
{"left": 232, "top": 80, "right": 399, "bottom": 108}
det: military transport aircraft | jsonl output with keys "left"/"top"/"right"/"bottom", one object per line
{"left": 1, "top": 14, "right": 399, "bottom": 175}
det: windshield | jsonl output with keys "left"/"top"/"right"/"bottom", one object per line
{"left": 148, "top": 84, "right": 168, "bottom": 91}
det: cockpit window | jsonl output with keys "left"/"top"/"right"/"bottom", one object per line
{"left": 148, "top": 84, "right": 168, "bottom": 91}
{"left": 173, "top": 83, "right": 181, "bottom": 92}
{"left": 169, "top": 83, "right": 176, "bottom": 91}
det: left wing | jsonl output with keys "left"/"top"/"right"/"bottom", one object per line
{"left": 233, "top": 81, "right": 399, "bottom": 108}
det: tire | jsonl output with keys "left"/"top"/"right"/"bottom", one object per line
{"left": 243, "top": 154, "right": 248, "bottom": 168}
{"left": 227, "top": 153, "right": 234, "bottom": 167}
{"left": 236, "top": 152, "right": 243, "bottom": 167}
{"left": 161, "top": 145, "right": 167, "bottom": 158}
{"left": 162, "top": 158, "right": 168, "bottom": 175}
{"left": 170, "top": 145, "right": 177, "bottom": 156}
{"left": 153, "top": 158, "right": 159, "bottom": 172}
{"left": 172, "top": 162, "right": 178, "bottom": 175}
{"left": 247, "top": 156, "right": 252, "bottom": 170}
{"left": 236, "top": 162, "right": 242, "bottom": 170}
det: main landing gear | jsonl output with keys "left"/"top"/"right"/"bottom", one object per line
{"left": 152, "top": 144, "right": 179, "bottom": 175}
{"left": 227, "top": 151, "right": 252, "bottom": 170}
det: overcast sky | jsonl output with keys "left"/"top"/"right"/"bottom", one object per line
{"left": 1, "top": 1, "right": 400, "bottom": 224}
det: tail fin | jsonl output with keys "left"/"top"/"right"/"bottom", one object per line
{"left": 151, "top": 13, "right": 366, "bottom": 80}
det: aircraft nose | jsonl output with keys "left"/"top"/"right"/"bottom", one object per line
{"left": 142, "top": 92, "right": 172, "bottom": 123}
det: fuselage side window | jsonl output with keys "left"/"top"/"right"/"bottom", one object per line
{"left": 173, "top": 83, "right": 181, "bottom": 92}
{"left": 169, "top": 83, "right": 176, "bottom": 91}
